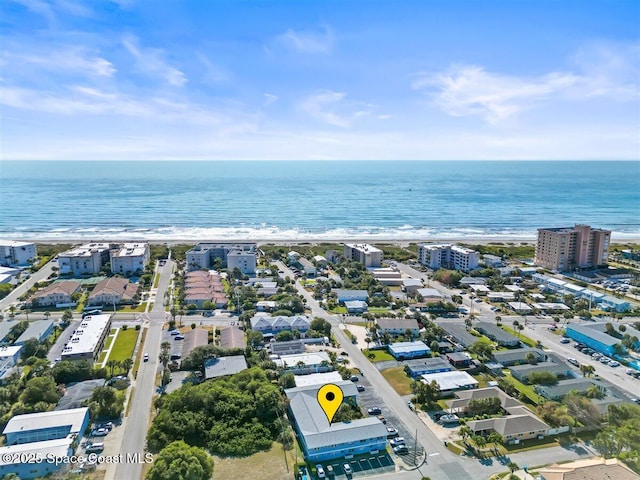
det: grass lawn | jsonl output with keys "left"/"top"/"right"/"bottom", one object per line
{"left": 212, "top": 443, "right": 296, "bottom": 480}
{"left": 503, "top": 371, "right": 540, "bottom": 405}
{"left": 106, "top": 328, "right": 140, "bottom": 363}
{"left": 502, "top": 325, "right": 538, "bottom": 347}
{"left": 363, "top": 349, "right": 395, "bottom": 362}
{"left": 153, "top": 273, "right": 160, "bottom": 289}
{"left": 102, "top": 334, "right": 115, "bottom": 352}
{"left": 381, "top": 366, "right": 413, "bottom": 396}
{"left": 117, "top": 303, "right": 147, "bottom": 313}
{"left": 74, "top": 293, "right": 87, "bottom": 313}
{"left": 132, "top": 328, "right": 148, "bottom": 379}
{"left": 368, "top": 307, "right": 391, "bottom": 313}
{"left": 330, "top": 306, "right": 347, "bottom": 314}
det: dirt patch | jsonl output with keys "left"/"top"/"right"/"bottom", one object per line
{"left": 212, "top": 443, "right": 296, "bottom": 480}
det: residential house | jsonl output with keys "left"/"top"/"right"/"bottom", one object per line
{"left": 416, "top": 288, "right": 443, "bottom": 302}
{"left": 15, "top": 320, "right": 54, "bottom": 345}
{"left": 507, "top": 302, "right": 533, "bottom": 314}
{"left": 475, "top": 322, "right": 520, "bottom": 347}
{"left": 250, "top": 315, "right": 311, "bottom": 335}
{"left": 344, "top": 300, "right": 368, "bottom": 314}
{"left": 402, "top": 278, "right": 424, "bottom": 295}
{"left": 87, "top": 277, "right": 137, "bottom": 306}
{"left": 437, "top": 322, "right": 478, "bottom": 349}
{"left": 30, "top": 281, "right": 81, "bottom": 307}
{"left": 536, "top": 378, "right": 599, "bottom": 401}
{"left": 334, "top": 289, "right": 369, "bottom": 303}
{"left": 404, "top": 357, "right": 452, "bottom": 378}
{"left": 269, "top": 340, "right": 306, "bottom": 356}
{"left": 492, "top": 348, "right": 546, "bottom": 367}
{"left": 509, "top": 362, "right": 572, "bottom": 383}
{"left": 204, "top": 355, "right": 248, "bottom": 380}
{"left": 446, "top": 352, "right": 472, "bottom": 368}
{"left": 421, "top": 371, "right": 478, "bottom": 396}
{"left": 538, "top": 457, "right": 639, "bottom": 480}
{"left": 278, "top": 352, "right": 332, "bottom": 375}
{"left": 219, "top": 326, "right": 246, "bottom": 350}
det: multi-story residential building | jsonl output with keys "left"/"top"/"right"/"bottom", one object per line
{"left": 109, "top": 243, "right": 150, "bottom": 276}
{"left": 30, "top": 281, "right": 81, "bottom": 307}
{"left": 57, "top": 243, "right": 112, "bottom": 276}
{"left": 417, "top": 244, "right": 479, "bottom": 272}
{"left": 87, "top": 277, "right": 137, "bottom": 306}
{"left": 250, "top": 315, "right": 310, "bottom": 335}
{"left": 60, "top": 313, "right": 112, "bottom": 363}
{"left": 186, "top": 242, "right": 257, "bottom": 274}
{"left": 534, "top": 224, "right": 611, "bottom": 271}
{"left": 343, "top": 244, "right": 383, "bottom": 267}
{"left": 0, "top": 241, "right": 37, "bottom": 267}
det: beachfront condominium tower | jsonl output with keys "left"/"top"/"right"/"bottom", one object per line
{"left": 343, "top": 244, "right": 383, "bottom": 267}
{"left": 535, "top": 224, "right": 611, "bottom": 271}
{"left": 417, "top": 244, "right": 479, "bottom": 272}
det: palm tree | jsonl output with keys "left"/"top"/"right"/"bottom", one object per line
{"left": 9, "top": 305, "right": 15, "bottom": 320}
{"left": 24, "top": 308, "right": 31, "bottom": 321}
{"left": 122, "top": 358, "right": 134, "bottom": 374}
{"left": 365, "top": 337, "right": 372, "bottom": 350}
{"left": 495, "top": 315, "right": 502, "bottom": 326}
{"left": 43, "top": 311, "right": 51, "bottom": 321}
{"left": 459, "top": 425, "right": 473, "bottom": 443}
{"left": 106, "top": 359, "right": 119, "bottom": 378}
{"left": 512, "top": 320, "right": 520, "bottom": 337}
{"left": 159, "top": 341, "right": 171, "bottom": 389}
{"left": 580, "top": 364, "right": 595, "bottom": 377}
{"left": 508, "top": 462, "right": 519, "bottom": 474}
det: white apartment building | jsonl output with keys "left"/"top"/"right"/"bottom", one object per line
{"left": 60, "top": 313, "right": 112, "bottom": 363}
{"left": 343, "top": 244, "right": 383, "bottom": 267}
{"left": 57, "top": 243, "right": 112, "bottom": 276}
{"left": 186, "top": 243, "right": 257, "bottom": 273}
{"left": 109, "top": 243, "right": 150, "bottom": 275}
{"left": 535, "top": 224, "right": 611, "bottom": 271}
{"left": 0, "top": 241, "right": 37, "bottom": 267}
{"left": 417, "top": 244, "right": 479, "bottom": 272}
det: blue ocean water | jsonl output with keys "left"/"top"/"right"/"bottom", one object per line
{"left": 0, "top": 161, "right": 638, "bottom": 241}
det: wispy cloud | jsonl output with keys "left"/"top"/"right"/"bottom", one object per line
{"left": 413, "top": 66, "right": 580, "bottom": 123}
{"left": 300, "top": 90, "right": 374, "bottom": 128}
{"left": 415, "top": 42, "right": 640, "bottom": 124}
{"left": 272, "top": 26, "right": 333, "bottom": 54}
{"left": 122, "top": 34, "right": 187, "bottom": 87}
{"left": 2, "top": 45, "right": 115, "bottom": 77}
{"left": 263, "top": 93, "right": 278, "bottom": 107}
{"left": 9, "top": 0, "right": 55, "bottom": 24}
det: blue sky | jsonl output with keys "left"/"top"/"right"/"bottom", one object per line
{"left": 1, "top": 0, "right": 638, "bottom": 160}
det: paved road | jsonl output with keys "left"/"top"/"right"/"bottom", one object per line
{"left": 0, "top": 260, "right": 55, "bottom": 313}
{"left": 112, "top": 258, "right": 174, "bottom": 480}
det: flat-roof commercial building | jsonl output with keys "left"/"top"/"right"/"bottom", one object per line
{"left": 404, "top": 357, "right": 452, "bottom": 378}
{"left": 334, "top": 289, "right": 369, "bottom": 302}
{"left": 61, "top": 313, "right": 112, "bottom": 363}
{"left": 269, "top": 340, "right": 305, "bottom": 356}
{"left": 15, "top": 320, "right": 54, "bottom": 345}
{"left": 0, "top": 407, "right": 90, "bottom": 480}
{"left": 421, "top": 371, "right": 478, "bottom": 395}
{"left": 0, "top": 346, "right": 22, "bottom": 366}
{"left": 3, "top": 407, "right": 90, "bottom": 445}
{"left": 343, "top": 244, "right": 383, "bottom": 268}
{"left": 278, "top": 352, "right": 332, "bottom": 375}
{"left": 0, "top": 240, "right": 37, "bottom": 267}
{"left": 388, "top": 341, "right": 431, "bottom": 360}
{"left": 417, "top": 244, "right": 479, "bottom": 272}
{"left": 186, "top": 243, "right": 257, "bottom": 274}
{"left": 285, "top": 384, "right": 386, "bottom": 462}
{"left": 30, "top": 280, "right": 81, "bottom": 307}
{"left": 109, "top": 243, "right": 150, "bottom": 276}
{"left": 565, "top": 322, "right": 640, "bottom": 356}
{"left": 475, "top": 322, "right": 520, "bottom": 347}
{"left": 57, "top": 243, "right": 112, "bottom": 276}
{"left": 293, "top": 371, "right": 343, "bottom": 388}
{"left": 535, "top": 224, "right": 611, "bottom": 271}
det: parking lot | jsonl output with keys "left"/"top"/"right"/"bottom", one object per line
{"left": 321, "top": 453, "right": 395, "bottom": 479}
{"left": 352, "top": 374, "right": 423, "bottom": 468}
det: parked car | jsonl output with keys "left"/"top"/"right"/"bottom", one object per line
{"left": 349, "top": 375, "right": 359, "bottom": 382}
{"left": 343, "top": 463, "right": 352, "bottom": 475}
{"left": 169, "top": 330, "right": 180, "bottom": 335}
{"left": 377, "top": 415, "right": 386, "bottom": 424}
{"left": 92, "top": 428, "right": 109, "bottom": 437}
{"left": 85, "top": 443, "right": 104, "bottom": 453}
{"left": 95, "top": 422, "right": 113, "bottom": 431}
{"left": 315, "top": 465, "right": 325, "bottom": 478}
{"left": 175, "top": 335, "right": 185, "bottom": 340}
{"left": 393, "top": 445, "right": 409, "bottom": 454}
{"left": 367, "top": 407, "right": 382, "bottom": 415}
{"left": 407, "top": 401, "right": 414, "bottom": 410}
{"left": 627, "top": 368, "right": 636, "bottom": 375}
{"left": 567, "top": 358, "right": 580, "bottom": 367}
{"left": 356, "top": 385, "right": 365, "bottom": 392}
{"left": 390, "top": 437, "right": 406, "bottom": 447}
{"left": 386, "top": 427, "right": 399, "bottom": 438}
{"left": 560, "top": 337, "right": 570, "bottom": 344}
{"left": 599, "top": 356, "right": 610, "bottom": 364}
{"left": 143, "top": 353, "right": 149, "bottom": 362}
{"left": 608, "top": 361, "right": 620, "bottom": 367}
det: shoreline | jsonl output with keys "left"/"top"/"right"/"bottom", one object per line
{"left": 13, "top": 236, "right": 640, "bottom": 246}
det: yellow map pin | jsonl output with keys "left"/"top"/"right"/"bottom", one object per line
{"left": 317, "top": 384, "right": 344, "bottom": 426}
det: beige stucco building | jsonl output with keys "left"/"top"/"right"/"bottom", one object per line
{"left": 535, "top": 224, "right": 611, "bottom": 271}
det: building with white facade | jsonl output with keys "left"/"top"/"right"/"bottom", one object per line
{"left": 30, "top": 281, "right": 81, "bottom": 307}
{"left": 57, "top": 243, "right": 112, "bottom": 276}
{"left": 109, "top": 243, "right": 149, "bottom": 276}
{"left": 343, "top": 244, "right": 383, "bottom": 267}
{"left": 417, "top": 244, "right": 479, "bottom": 272}
{"left": 88, "top": 277, "right": 138, "bottom": 306}
{"left": 186, "top": 242, "right": 257, "bottom": 273}
{"left": 250, "top": 315, "right": 311, "bottom": 335}
{"left": 61, "top": 313, "right": 112, "bottom": 363}
{"left": 535, "top": 224, "right": 611, "bottom": 271}
{"left": 0, "top": 241, "right": 37, "bottom": 267}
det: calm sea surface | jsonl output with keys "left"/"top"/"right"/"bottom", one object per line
{"left": 1, "top": 161, "right": 638, "bottom": 241}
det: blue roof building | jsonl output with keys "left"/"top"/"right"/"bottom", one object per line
{"left": 565, "top": 323, "right": 620, "bottom": 356}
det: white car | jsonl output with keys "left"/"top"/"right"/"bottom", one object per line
{"left": 315, "top": 465, "right": 325, "bottom": 478}
{"left": 343, "top": 463, "right": 352, "bottom": 475}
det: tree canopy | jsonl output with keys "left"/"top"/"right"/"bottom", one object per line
{"left": 146, "top": 440, "right": 214, "bottom": 480}
{"left": 147, "top": 367, "right": 281, "bottom": 456}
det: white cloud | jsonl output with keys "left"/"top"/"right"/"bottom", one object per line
{"left": 263, "top": 93, "right": 278, "bottom": 107}
{"left": 414, "top": 65, "right": 580, "bottom": 123}
{"left": 9, "top": 0, "right": 55, "bottom": 24}
{"left": 273, "top": 26, "right": 333, "bottom": 54}
{"left": 3, "top": 46, "right": 115, "bottom": 77}
{"left": 300, "top": 90, "right": 374, "bottom": 128}
{"left": 122, "top": 35, "right": 187, "bottom": 87}
{"left": 415, "top": 43, "right": 640, "bottom": 124}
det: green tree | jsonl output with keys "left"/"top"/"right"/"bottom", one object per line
{"left": 278, "top": 373, "right": 296, "bottom": 389}
{"left": 508, "top": 462, "right": 519, "bottom": 473}
{"left": 86, "top": 386, "right": 124, "bottom": 419}
{"left": 246, "top": 330, "right": 264, "bottom": 347}
{"left": 62, "top": 309, "right": 74, "bottom": 323}
{"left": 275, "top": 330, "right": 293, "bottom": 341}
{"left": 146, "top": 440, "right": 213, "bottom": 480}
{"left": 580, "top": 364, "right": 595, "bottom": 377}
{"left": 469, "top": 341, "right": 493, "bottom": 361}
{"left": 21, "top": 376, "right": 60, "bottom": 406}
